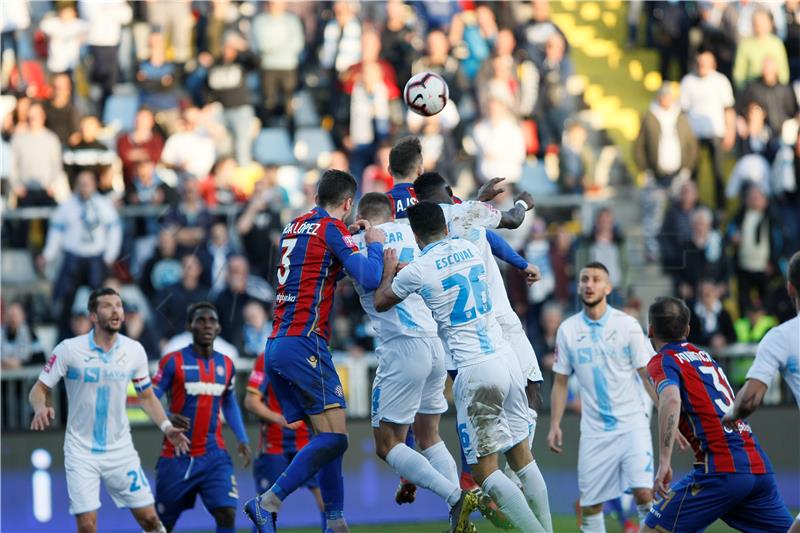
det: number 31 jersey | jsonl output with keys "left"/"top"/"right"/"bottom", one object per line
{"left": 392, "top": 237, "right": 505, "bottom": 369}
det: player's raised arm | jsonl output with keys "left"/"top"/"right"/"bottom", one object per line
{"left": 327, "top": 221, "right": 386, "bottom": 291}
{"left": 374, "top": 248, "right": 405, "bottom": 312}
{"left": 497, "top": 191, "right": 535, "bottom": 229}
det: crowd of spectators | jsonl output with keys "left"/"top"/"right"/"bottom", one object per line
{"left": 0, "top": 0, "right": 797, "bottom": 387}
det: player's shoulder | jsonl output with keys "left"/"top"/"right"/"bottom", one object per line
{"left": 117, "top": 333, "right": 145, "bottom": 351}
{"left": 609, "top": 308, "right": 643, "bottom": 329}
{"left": 762, "top": 316, "right": 799, "bottom": 346}
{"left": 557, "top": 312, "right": 585, "bottom": 336}
{"left": 53, "top": 334, "right": 86, "bottom": 358}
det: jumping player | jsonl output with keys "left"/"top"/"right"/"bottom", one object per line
{"left": 244, "top": 353, "right": 325, "bottom": 531}
{"left": 29, "top": 287, "right": 190, "bottom": 533}
{"left": 644, "top": 297, "right": 793, "bottom": 532}
{"left": 244, "top": 169, "right": 385, "bottom": 533}
{"left": 152, "top": 302, "right": 251, "bottom": 533}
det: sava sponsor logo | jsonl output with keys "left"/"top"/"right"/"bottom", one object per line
{"left": 283, "top": 221, "right": 321, "bottom": 236}
{"left": 184, "top": 382, "right": 227, "bottom": 396}
{"left": 276, "top": 293, "right": 297, "bottom": 303}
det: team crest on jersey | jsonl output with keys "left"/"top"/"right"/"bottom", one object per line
{"left": 44, "top": 354, "right": 57, "bottom": 373}
{"left": 216, "top": 366, "right": 225, "bottom": 377}
{"left": 307, "top": 356, "right": 318, "bottom": 369}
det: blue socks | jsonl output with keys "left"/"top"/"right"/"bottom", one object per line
{"left": 271, "top": 432, "right": 348, "bottom": 501}
{"left": 216, "top": 527, "right": 235, "bottom": 533}
{"left": 458, "top": 420, "right": 472, "bottom": 475}
{"left": 319, "top": 454, "right": 345, "bottom": 520}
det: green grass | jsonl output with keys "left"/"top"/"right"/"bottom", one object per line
{"left": 203, "top": 515, "right": 742, "bottom": 532}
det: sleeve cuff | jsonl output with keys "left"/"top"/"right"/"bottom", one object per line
{"left": 656, "top": 379, "right": 679, "bottom": 395}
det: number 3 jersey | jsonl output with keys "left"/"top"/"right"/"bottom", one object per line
{"left": 37, "top": 333, "right": 152, "bottom": 455}
{"left": 392, "top": 236, "right": 505, "bottom": 369}
{"left": 352, "top": 221, "right": 437, "bottom": 344}
{"left": 648, "top": 341, "right": 772, "bottom": 474}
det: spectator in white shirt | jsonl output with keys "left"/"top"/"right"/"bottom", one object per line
{"left": 679, "top": 48, "right": 736, "bottom": 210}
{"left": 319, "top": 1, "right": 362, "bottom": 76}
{"left": 473, "top": 92, "right": 526, "bottom": 183}
{"left": 10, "top": 102, "right": 62, "bottom": 206}
{"left": 39, "top": 170, "right": 122, "bottom": 323}
{"left": 160, "top": 107, "right": 216, "bottom": 180}
{"left": 39, "top": 4, "right": 88, "bottom": 77}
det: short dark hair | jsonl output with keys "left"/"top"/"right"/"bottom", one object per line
{"left": 389, "top": 137, "right": 422, "bottom": 179}
{"left": 649, "top": 297, "right": 691, "bottom": 342}
{"left": 317, "top": 169, "right": 357, "bottom": 208}
{"left": 88, "top": 288, "right": 121, "bottom": 313}
{"left": 187, "top": 301, "right": 218, "bottom": 324}
{"left": 413, "top": 172, "right": 449, "bottom": 201}
{"left": 582, "top": 261, "right": 610, "bottom": 276}
{"left": 357, "top": 192, "right": 393, "bottom": 221}
{"left": 407, "top": 201, "right": 446, "bottom": 240}
{"left": 789, "top": 250, "right": 800, "bottom": 291}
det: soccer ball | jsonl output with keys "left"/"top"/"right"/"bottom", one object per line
{"left": 403, "top": 72, "right": 449, "bottom": 117}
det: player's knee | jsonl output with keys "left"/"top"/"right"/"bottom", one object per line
{"left": 136, "top": 512, "right": 162, "bottom": 532}
{"left": 374, "top": 431, "right": 399, "bottom": 460}
{"left": 212, "top": 507, "right": 236, "bottom": 528}
{"left": 76, "top": 514, "right": 97, "bottom": 533}
{"left": 582, "top": 503, "right": 604, "bottom": 515}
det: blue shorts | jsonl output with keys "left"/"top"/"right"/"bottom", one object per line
{"left": 265, "top": 335, "right": 347, "bottom": 423}
{"left": 253, "top": 453, "right": 319, "bottom": 493}
{"left": 155, "top": 449, "right": 238, "bottom": 526}
{"left": 645, "top": 469, "right": 793, "bottom": 532}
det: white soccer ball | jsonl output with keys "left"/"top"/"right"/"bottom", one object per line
{"left": 403, "top": 71, "right": 449, "bottom": 117}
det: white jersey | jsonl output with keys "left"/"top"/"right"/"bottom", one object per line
{"left": 747, "top": 314, "right": 800, "bottom": 409}
{"left": 392, "top": 237, "right": 505, "bottom": 368}
{"left": 352, "top": 222, "right": 437, "bottom": 343}
{"left": 439, "top": 201, "right": 515, "bottom": 318}
{"left": 553, "top": 307, "right": 653, "bottom": 436}
{"left": 38, "top": 332, "right": 152, "bottom": 456}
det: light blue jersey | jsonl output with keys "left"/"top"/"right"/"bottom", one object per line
{"left": 392, "top": 237, "right": 505, "bottom": 368}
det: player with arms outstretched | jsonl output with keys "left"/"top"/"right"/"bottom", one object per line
{"left": 644, "top": 297, "right": 793, "bottom": 532}
{"left": 244, "top": 169, "right": 385, "bottom": 533}
{"left": 547, "top": 262, "right": 658, "bottom": 532}
{"left": 375, "top": 202, "right": 549, "bottom": 532}
{"left": 152, "top": 302, "right": 251, "bottom": 533}
{"left": 29, "top": 287, "right": 190, "bottom": 533}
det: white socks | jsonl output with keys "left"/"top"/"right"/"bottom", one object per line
{"left": 581, "top": 511, "right": 606, "bottom": 533}
{"left": 143, "top": 526, "right": 166, "bottom": 533}
{"left": 421, "top": 441, "right": 459, "bottom": 486}
{"left": 259, "top": 490, "right": 282, "bottom": 513}
{"left": 637, "top": 502, "right": 652, "bottom": 524}
{"left": 385, "top": 443, "right": 461, "bottom": 507}
{"left": 482, "top": 470, "right": 545, "bottom": 532}
{"left": 516, "top": 460, "right": 553, "bottom": 533}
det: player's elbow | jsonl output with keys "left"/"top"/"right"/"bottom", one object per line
{"left": 498, "top": 212, "right": 524, "bottom": 230}
{"left": 374, "top": 293, "right": 391, "bottom": 312}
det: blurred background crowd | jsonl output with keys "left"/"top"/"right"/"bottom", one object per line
{"left": 1, "top": 0, "right": 798, "bottom": 404}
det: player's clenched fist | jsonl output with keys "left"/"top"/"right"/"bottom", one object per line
{"left": 365, "top": 226, "right": 385, "bottom": 244}
{"left": 383, "top": 248, "right": 399, "bottom": 274}
{"left": 31, "top": 406, "right": 55, "bottom": 431}
{"left": 523, "top": 264, "right": 541, "bottom": 286}
{"left": 547, "top": 425, "right": 563, "bottom": 453}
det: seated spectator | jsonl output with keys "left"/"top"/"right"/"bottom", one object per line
{"left": 10, "top": 102, "right": 62, "bottom": 207}
{"left": 242, "top": 300, "right": 272, "bottom": 359}
{"left": 62, "top": 115, "right": 117, "bottom": 186}
{"left": 739, "top": 56, "right": 799, "bottom": 135}
{"left": 139, "top": 228, "right": 184, "bottom": 300}
{"left": 534, "top": 32, "right": 576, "bottom": 151}
{"left": 732, "top": 7, "right": 790, "bottom": 91}
{"left": 635, "top": 84, "right": 698, "bottom": 260}
{"left": 380, "top": 0, "right": 419, "bottom": 86}
{"left": 236, "top": 172, "right": 287, "bottom": 283}
{"left": 126, "top": 160, "right": 175, "bottom": 242}
{"left": 43, "top": 73, "right": 81, "bottom": 147}
{"left": 161, "top": 178, "right": 214, "bottom": 251}
{"left": 659, "top": 180, "right": 702, "bottom": 275}
{"left": 160, "top": 106, "right": 217, "bottom": 180}
{"left": 1, "top": 302, "right": 41, "bottom": 368}
{"left": 473, "top": 92, "right": 526, "bottom": 183}
{"left": 117, "top": 107, "right": 164, "bottom": 188}
{"left": 576, "top": 207, "right": 626, "bottom": 304}
{"left": 734, "top": 303, "right": 779, "bottom": 344}
{"left": 252, "top": 0, "right": 305, "bottom": 118}
{"left": 687, "top": 279, "right": 736, "bottom": 349}
{"left": 737, "top": 101, "right": 778, "bottom": 162}
{"left": 200, "top": 31, "right": 260, "bottom": 166}
{"left": 674, "top": 206, "right": 727, "bottom": 300}
{"left": 198, "top": 222, "right": 238, "bottom": 297}
{"left": 559, "top": 120, "right": 590, "bottom": 193}
{"left": 39, "top": 170, "right": 122, "bottom": 335}
{"left": 728, "top": 185, "right": 783, "bottom": 315}
{"left": 135, "top": 31, "right": 180, "bottom": 112}
{"left": 39, "top": 3, "right": 88, "bottom": 77}
{"left": 153, "top": 254, "right": 208, "bottom": 340}
{"left": 679, "top": 48, "right": 735, "bottom": 210}
{"left": 412, "top": 29, "right": 469, "bottom": 105}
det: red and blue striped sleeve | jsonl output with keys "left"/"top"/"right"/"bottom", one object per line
{"left": 647, "top": 353, "right": 681, "bottom": 395}
{"left": 246, "top": 354, "right": 266, "bottom": 395}
{"left": 152, "top": 353, "right": 176, "bottom": 399}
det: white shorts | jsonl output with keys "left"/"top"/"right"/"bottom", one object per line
{"left": 371, "top": 336, "right": 448, "bottom": 428}
{"left": 577, "top": 427, "right": 654, "bottom": 506}
{"left": 454, "top": 355, "right": 531, "bottom": 464}
{"left": 497, "top": 313, "right": 543, "bottom": 383}
{"left": 65, "top": 444, "right": 154, "bottom": 515}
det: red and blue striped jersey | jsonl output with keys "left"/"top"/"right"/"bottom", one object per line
{"left": 152, "top": 346, "right": 236, "bottom": 458}
{"left": 271, "top": 206, "right": 359, "bottom": 340}
{"left": 246, "top": 355, "right": 311, "bottom": 455}
{"left": 648, "top": 341, "right": 772, "bottom": 474}
{"left": 386, "top": 182, "right": 417, "bottom": 220}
